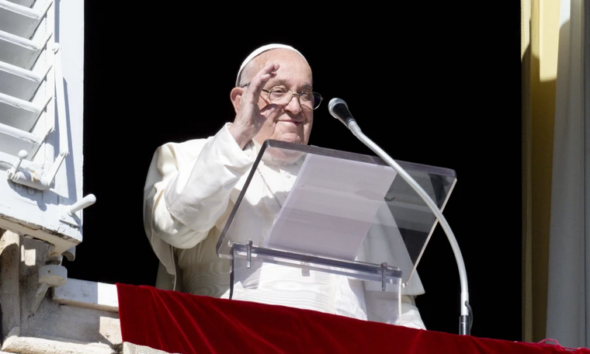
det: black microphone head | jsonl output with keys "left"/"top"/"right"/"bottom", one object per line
{"left": 328, "top": 98, "right": 355, "bottom": 127}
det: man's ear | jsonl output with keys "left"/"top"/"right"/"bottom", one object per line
{"left": 230, "top": 87, "right": 243, "bottom": 114}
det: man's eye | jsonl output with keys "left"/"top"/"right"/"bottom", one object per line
{"left": 271, "top": 87, "right": 287, "bottom": 94}
{"left": 300, "top": 92, "right": 313, "bottom": 101}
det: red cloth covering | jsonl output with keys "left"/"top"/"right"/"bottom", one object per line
{"left": 117, "top": 283, "right": 589, "bottom": 354}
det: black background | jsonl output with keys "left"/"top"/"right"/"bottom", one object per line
{"left": 68, "top": 3, "right": 522, "bottom": 341}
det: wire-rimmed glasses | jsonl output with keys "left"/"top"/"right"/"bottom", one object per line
{"left": 241, "top": 83, "right": 323, "bottom": 110}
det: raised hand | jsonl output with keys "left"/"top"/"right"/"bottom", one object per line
{"left": 229, "top": 63, "right": 279, "bottom": 149}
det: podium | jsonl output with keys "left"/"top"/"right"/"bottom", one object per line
{"left": 216, "top": 139, "right": 457, "bottom": 325}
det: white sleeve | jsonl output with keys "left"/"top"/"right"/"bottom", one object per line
{"left": 143, "top": 123, "right": 257, "bottom": 250}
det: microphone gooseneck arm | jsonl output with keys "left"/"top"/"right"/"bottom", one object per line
{"left": 329, "top": 98, "right": 471, "bottom": 335}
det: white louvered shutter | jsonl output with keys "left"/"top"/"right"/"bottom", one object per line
{"left": 0, "top": 0, "right": 88, "bottom": 258}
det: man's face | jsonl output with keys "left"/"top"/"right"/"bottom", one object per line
{"left": 250, "top": 50, "right": 314, "bottom": 146}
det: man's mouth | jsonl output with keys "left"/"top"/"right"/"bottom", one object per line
{"left": 278, "top": 120, "right": 302, "bottom": 125}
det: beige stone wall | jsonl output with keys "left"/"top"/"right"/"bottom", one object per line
{"left": 0, "top": 229, "right": 122, "bottom": 354}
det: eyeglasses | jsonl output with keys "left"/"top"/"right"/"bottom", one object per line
{"left": 241, "top": 83, "right": 323, "bottom": 110}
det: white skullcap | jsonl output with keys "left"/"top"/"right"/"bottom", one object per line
{"left": 235, "top": 43, "right": 308, "bottom": 87}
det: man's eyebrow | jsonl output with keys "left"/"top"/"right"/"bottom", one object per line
{"left": 266, "top": 79, "right": 313, "bottom": 90}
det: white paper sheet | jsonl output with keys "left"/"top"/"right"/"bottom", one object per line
{"left": 265, "top": 154, "right": 397, "bottom": 260}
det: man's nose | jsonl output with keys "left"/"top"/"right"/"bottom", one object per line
{"left": 284, "top": 94, "right": 303, "bottom": 115}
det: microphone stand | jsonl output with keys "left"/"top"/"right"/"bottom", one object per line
{"left": 345, "top": 119, "right": 472, "bottom": 335}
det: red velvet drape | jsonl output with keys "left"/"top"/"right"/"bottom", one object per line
{"left": 117, "top": 283, "right": 589, "bottom": 354}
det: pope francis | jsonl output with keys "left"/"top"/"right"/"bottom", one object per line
{"left": 142, "top": 43, "right": 426, "bottom": 329}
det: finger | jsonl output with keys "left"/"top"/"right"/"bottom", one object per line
{"left": 246, "top": 63, "right": 279, "bottom": 97}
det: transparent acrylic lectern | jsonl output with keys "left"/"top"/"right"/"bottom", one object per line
{"left": 217, "top": 139, "right": 457, "bottom": 323}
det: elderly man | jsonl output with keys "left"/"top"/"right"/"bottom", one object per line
{"left": 143, "top": 44, "right": 426, "bottom": 329}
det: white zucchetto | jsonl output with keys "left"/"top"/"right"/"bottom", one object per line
{"left": 235, "top": 43, "right": 308, "bottom": 87}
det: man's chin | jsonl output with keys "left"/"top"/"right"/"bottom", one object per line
{"left": 263, "top": 148, "right": 305, "bottom": 164}
{"left": 260, "top": 135, "right": 308, "bottom": 163}
{"left": 258, "top": 134, "right": 307, "bottom": 146}
{"left": 277, "top": 133, "right": 308, "bottom": 145}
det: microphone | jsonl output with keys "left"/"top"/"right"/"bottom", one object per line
{"left": 327, "top": 97, "right": 472, "bottom": 335}
{"left": 328, "top": 98, "right": 357, "bottom": 128}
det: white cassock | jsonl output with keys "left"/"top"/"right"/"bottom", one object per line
{"left": 143, "top": 123, "right": 426, "bottom": 329}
